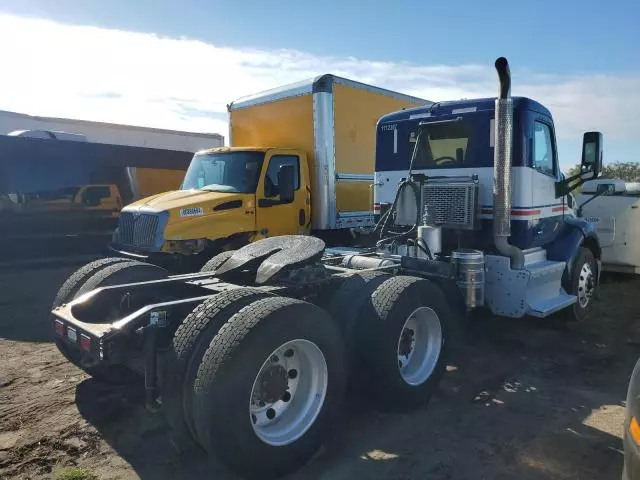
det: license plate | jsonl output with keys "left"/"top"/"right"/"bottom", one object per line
{"left": 67, "top": 327, "right": 77, "bottom": 343}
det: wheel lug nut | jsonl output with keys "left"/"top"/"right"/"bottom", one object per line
{"left": 282, "top": 391, "right": 291, "bottom": 402}
{"left": 266, "top": 408, "right": 276, "bottom": 420}
{"left": 288, "top": 369, "right": 298, "bottom": 379}
{"left": 284, "top": 349, "right": 294, "bottom": 358}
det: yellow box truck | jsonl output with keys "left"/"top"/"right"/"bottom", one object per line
{"left": 109, "top": 75, "right": 429, "bottom": 270}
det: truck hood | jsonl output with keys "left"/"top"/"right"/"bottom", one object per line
{"left": 124, "top": 189, "right": 252, "bottom": 216}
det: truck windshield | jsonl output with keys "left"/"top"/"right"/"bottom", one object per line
{"left": 182, "top": 152, "right": 265, "bottom": 193}
{"left": 410, "top": 121, "right": 472, "bottom": 169}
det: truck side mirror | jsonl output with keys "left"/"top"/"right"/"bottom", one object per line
{"left": 581, "top": 132, "right": 603, "bottom": 179}
{"left": 278, "top": 165, "right": 295, "bottom": 204}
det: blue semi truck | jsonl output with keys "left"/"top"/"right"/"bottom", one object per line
{"left": 50, "top": 57, "right": 602, "bottom": 479}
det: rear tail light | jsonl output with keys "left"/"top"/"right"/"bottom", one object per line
{"left": 79, "top": 334, "right": 92, "bottom": 352}
{"left": 54, "top": 319, "right": 65, "bottom": 336}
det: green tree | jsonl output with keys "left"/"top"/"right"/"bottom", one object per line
{"left": 566, "top": 162, "right": 640, "bottom": 182}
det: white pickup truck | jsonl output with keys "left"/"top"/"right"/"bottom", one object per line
{"left": 577, "top": 178, "right": 640, "bottom": 274}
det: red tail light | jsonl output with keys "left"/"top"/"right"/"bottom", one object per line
{"left": 79, "top": 334, "right": 91, "bottom": 352}
{"left": 54, "top": 320, "right": 65, "bottom": 336}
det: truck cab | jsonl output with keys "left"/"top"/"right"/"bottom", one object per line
{"left": 374, "top": 97, "right": 598, "bottom": 260}
{"left": 373, "top": 71, "right": 602, "bottom": 320}
{"left": 110, "top": 147, "right": 312, "bottom": 269}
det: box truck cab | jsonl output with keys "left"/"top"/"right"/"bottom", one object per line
{"left": 110, "top": 75, "right": 428, "bottom": 270}
{"left": 113, "top": 147, "right": 310, "bottom": 257}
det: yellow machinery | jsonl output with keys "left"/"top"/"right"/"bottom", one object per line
{"left": 110, "top": 75, "right": 429, "bottom": 269}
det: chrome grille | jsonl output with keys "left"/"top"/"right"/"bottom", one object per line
{"left": 422, "top": 180, "right": 479, "bottom": 230}
{"left": 115, "top": 212, "right": 159, "bottom": 249}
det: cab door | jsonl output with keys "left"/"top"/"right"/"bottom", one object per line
{"left": 255, "top": 150, "right": 311, "bottom": 239}
{"left": 530, "top": 118, "right": 563, "bottom": 247}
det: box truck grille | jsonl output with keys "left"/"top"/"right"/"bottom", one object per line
{"left": 422, "top": 181, "right": 478, "bottom": 230}
{"left": 115, "top": 212, "right": 159, "bottom": 249}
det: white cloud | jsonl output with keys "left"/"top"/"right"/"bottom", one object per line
{"left": 0, "top": 12, "right": 638, "bottom": 148}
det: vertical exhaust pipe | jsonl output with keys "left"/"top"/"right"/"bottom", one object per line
{"left": 493, "top": 57, "right": 524, "bottom": 269}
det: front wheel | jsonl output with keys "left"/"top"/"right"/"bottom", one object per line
{"left": 191, "top": 297, "right": 347, "bottom": 479}
{"left": 565, "top": 247, "right": 597, "bottom": 321}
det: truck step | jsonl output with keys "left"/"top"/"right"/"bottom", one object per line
{"left": 527, "top": 291, "right": 577, "bottom": 317}
{"left": 524, "top": 260, "right": 576, "bottom": 317}
{"left": 485, "top": 255, "right": 574, "bottom": 318}
{"left": 522, "top": 247, "right": 547, "bottom": 267}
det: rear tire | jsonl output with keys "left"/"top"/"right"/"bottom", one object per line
{"left": 75, "top": 260, "right": 168, "bottom": 299}
{"left": 191, "top": 297, "right": 347, "bottom": 479}
{"left": 327, "top": 271, "right": 390, "bottom": 340}
{"left": 161, "top": 288, "right": 273, "bottom": 449}
{"left": 199, "top": 250, "right": 236, "bottom": 272}
{"left": 53, "top": 260, "right": 167, "bottom": 383}
{"left": 353, "top": 276, "right": 451, "bottom": 412}
{"left": 52, "top": 257, "right": 129, "bottom": 309}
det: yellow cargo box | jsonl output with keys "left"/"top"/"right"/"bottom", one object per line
{"left": 228, "top": 75, "right": 430, "bottom": 230}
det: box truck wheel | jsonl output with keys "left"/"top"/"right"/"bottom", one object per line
{"left": 199, "top": 250, "right": 236, "bottom": 272}
{"left": 52, "top": 259, "right": 166, "bottom": 383}
{"left": 162, "top": 288, "right": 273, "bottom": 450}
{"left": 565, "top": 247, "right": 597, "bottom": 321}
{"left": 191, "top": 297, "right": 347, "bottom": 479}
{"left": 353, "top": 276, "right": 450, "bottom": 412}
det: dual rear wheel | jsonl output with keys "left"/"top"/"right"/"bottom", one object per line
{"left": 164, "top": 274, "right": 452, "bottom": 478}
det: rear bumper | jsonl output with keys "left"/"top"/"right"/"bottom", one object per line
{"left": 108, "top": 244, "right": 153, "bottom": 261}
{"left": 52, "top": 305, "right": 116, "bottom": 365}
{"left": 108, "top": 244, "right": 179, "bottom": 269}
{"left": 108, "top": 244, "right": 211, "bottom": 273}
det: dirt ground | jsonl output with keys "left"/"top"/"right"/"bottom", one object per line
{"left": 1, "top": 259, "right": 639, "bottom": 480}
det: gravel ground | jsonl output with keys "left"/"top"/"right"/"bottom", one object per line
{"left": 0, "top": 260, "right": 638, "bottom": 480}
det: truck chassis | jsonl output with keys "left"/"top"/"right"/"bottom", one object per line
{"left": 51, "top": 235, "right": 458, "bottom": 479}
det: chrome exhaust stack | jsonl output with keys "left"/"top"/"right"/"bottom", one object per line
{"left": 493, "top": 57, "right": 524, "bottom": 269}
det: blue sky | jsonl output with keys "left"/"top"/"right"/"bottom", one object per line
{"left": 0, "top": 0, "right": 638, "bottom": 169}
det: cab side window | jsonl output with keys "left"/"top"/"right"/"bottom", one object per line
{"left": 533, "top": 121, "right": 556, "bottom": 176}
{"left": 264, "top": 155, "right": 300, "bottom": 198}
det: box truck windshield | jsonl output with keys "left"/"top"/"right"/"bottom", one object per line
{"left": 182, "top": 151, "right": 265, "bottom": 193}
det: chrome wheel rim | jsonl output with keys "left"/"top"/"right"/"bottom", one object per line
{"left": 249, "top": 339, "right": 328, "bottom": 446}
{"left": 577, "top": 262, "right": 595, "bottom": 308}
{"left": 397, "top": 307, "right": 443, "bottom": 386}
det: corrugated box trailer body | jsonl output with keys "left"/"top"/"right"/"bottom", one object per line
{"left": 0, "top": 109, "right": 225, "bottom": 203}
{"left": 0, "top": 112, "right": 223, "bottom": 262}
{"left": 229, "top": 75, "right": 429, "bottom": 230}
